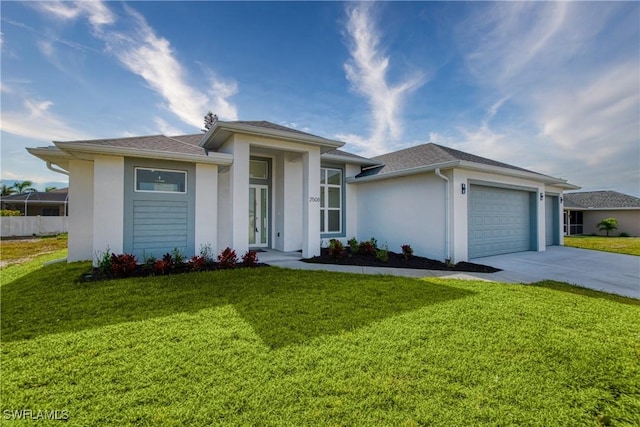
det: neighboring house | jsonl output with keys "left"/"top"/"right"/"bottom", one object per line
{"left": 1, "top": 188, "right": 69, "bottom": 216}
{"left": 27, "top": 120, "right": 578, "bottom": 264}
{"left": 564, "top": 191, "right": 640, "bottom": 237}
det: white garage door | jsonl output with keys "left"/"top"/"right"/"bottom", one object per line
{"left": 468, "top": 185, "right": 531, "bottom": 258}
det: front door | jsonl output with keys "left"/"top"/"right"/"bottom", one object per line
{"left": 249, "top": 185, "right": 268, "bottom": 247}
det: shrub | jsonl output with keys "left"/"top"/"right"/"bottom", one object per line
{"left": 200, "top": 243, "right": 214, "bottom": 262}
{"left": 0, "top": 209, "right": 21, "bottom": 216}
{"left": 619, "top": 232, "right": 630, "bottom": 237}
{"left": 347, "top": 237, "right": 359, "bottom": 254}
{"left": 154, "top": 253, "right": 175, "bottom": 274}
{"left": 242, "top": 250, "right": 259, "bottom": 267}
{"left": 96, "top": 248, "right": 111, "bottom": 275}
{"left": 376, "top": 244, "right": 389, "bottom": 263}
{"left": 597, "top": 217, "right": 618, "bottom": 237}
{"left": 110, "top": 253, "right": 138, "bottom": 278}
{"left": 328, "top": 239, "right": 346, "bottom": 259}
{"left": 217, "top": 247, "right": 238, "bottom": 269}
{"left": 172, "top": 247, "right": 186, "bottom": 265}
{"left": 359, "top": 240, "right": 376, "bottom": 256}
{"left": 401, "top": 244, "right": 414, "bottom": 260}
{"left": 143, "top": 255, "right": 156, "bottom": 273}
{"left": 188, "top": 255, "right": 208, "bottom": 271}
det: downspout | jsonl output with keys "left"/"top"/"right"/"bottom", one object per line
{"left": 46, "top": 161, "right": 69, "bottom": 176}
{"left": 434, "top": 168, "right": 451, "bottom": 263}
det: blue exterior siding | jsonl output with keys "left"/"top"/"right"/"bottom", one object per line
{"left": 123, "top": 158, "right": 196, "bottom": 259}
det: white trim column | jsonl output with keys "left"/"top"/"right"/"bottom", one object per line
{"left": 229, "top": 140, "right": 250, "bottom": 254}
{"left": 195, "top": 163, "right": 218, "bottom": 255}
{"left": 68, "top": 159, "right": 94, "bottom": 262}
{"left": 302, "top": 147, "right": 321, "bottom": 258}
{"left": 93, "top": 155, "right": 124, "bottom": 261}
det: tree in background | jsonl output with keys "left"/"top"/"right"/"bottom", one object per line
{"left": 12, "top": 181, "right": 37, "bottom": 194}
{"left": 45, "top": 186, "right": 58, "bottom": 192}
{"left": 597, "top": 218, "right": 618, "bottom": 237}
{"left": 1, "top": 184, "right": 16, "bottom": 196}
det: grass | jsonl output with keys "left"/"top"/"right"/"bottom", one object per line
{"left": 2, "top": 262, "right": 639, "bottom": 426}
{"left": 565, "top": 236, "right": 640, "bottom": 256}
{"left": 0, "top": 234, "right": 68, "bottom": 265}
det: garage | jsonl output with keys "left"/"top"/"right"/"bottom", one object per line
{"left": 468, "top": 185, "right": 534, "bottom": 258}
{"left": 545, "top": 195, "right": 559, "bottom": 246}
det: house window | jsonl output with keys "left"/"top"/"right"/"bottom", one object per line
{"left": 250, "top": 160, "right": 268, "bottom": 179}
{"left": 135, "top": 168, "right": 187, "bottom": 193}
{"left": 320, "top": 168, "right": 342, "bottom": 234}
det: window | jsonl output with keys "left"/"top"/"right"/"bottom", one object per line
{"left": 320, "top": 168, "right": 342, "bottom": 234}
{"left": 568, "top": 211, "right": 584, "bottom": 235}
{"left": 250, "top": 160, "right": 268, "bottom": 179}
{"left": 135, "top": 168, "right": 186, "bottom": 193}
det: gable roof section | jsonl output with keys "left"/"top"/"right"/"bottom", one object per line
{"left": 564, "top": 191, "right": 640, "bottom": 209}
{"left": 200, "top": 120, "right": 345, "bottom": 153}
{"left": 54, "top": 134, "right": 207, "bottom": 156}
{"left": 357, "top": 143, "right": 536, "bottom": 178}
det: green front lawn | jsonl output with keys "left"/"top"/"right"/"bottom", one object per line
{"left": 565, "top": 236, "right": 640, "bottom": 256}
{"left": 2, "top": 264, "right": 639, "bottom": 425}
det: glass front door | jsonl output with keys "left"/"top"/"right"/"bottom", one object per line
{"left": 249, "top": 185, "right": 268, "bottom": 247}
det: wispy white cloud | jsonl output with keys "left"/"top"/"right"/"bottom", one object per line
{"left": 341, "top": 3, "right": 426, "bottom": 156}
{"left": 33, "top": 0, "right": 115, "bottom": 30}
{"left": 154, "top": 117, "right": 184, "bottom": 136}
{"left": 29, "top": 1, "right": 239, "bottom": 128}
{"left": 453, "top": 2, "right": 639, "bottom": 194}
{"left": 1, "top": 98, "right": 92, "bottom": 141}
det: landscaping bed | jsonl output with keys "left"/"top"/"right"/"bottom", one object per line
{"left": 304, "top": 247, "right": 500, "bottom": 273}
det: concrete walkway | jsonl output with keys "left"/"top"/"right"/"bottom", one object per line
{"left": 259, "top": 246, "right": 640, "bottom": 299}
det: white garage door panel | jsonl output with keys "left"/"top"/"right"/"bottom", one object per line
{"left": 469, "top": 186, "right": 531, "bottom": 258}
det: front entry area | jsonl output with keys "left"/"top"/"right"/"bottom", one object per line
{"left": 249, "top": 184, "right": 268, "bottom": 247}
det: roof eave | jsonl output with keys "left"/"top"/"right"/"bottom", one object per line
{"left": 26, "top": 147, "right": 73, "bottom": 171}
{"left": 200, "top": 121, "right": 345, "bottom": 153}
{"left": 54, "top": 142, "right": 233, "bottom": 165}
{"left": 321, "top": 153, "right": 380, "bottom": 166}
{"left": 346, "top": 161, "right": 460, "bottom": 184}
{"left": 457, "top": 160, "right": 580, "bottom": 188}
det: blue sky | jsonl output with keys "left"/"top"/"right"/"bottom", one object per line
{"left": 1, "top": 1, "right": 639, "bottom": 195}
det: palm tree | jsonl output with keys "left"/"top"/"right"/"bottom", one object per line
{"left": 1, "top": 184, "right": 16, "bottom": 196}
{"left": 45, "top": 186, "right": 58, "bottom": 192}
{"left": 13, "top": 181, "right": 37, "bottom": 194}
{"left": 597, "top": 218, "right": 618, "bottom": 237}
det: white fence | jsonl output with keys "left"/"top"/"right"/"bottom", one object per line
{"left": 1, "top": 216, "right": 68, "bottom": 237}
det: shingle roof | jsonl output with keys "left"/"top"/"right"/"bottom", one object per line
{"left": 55, "top": 134, "right": 208, "bottom": 156}
{"left": 231, "top": 121, "right": 320, "bottom": 138}
{"left": 356, "top": 143, "right": 537, "bottom": 178}
{"left": 323, "top": 149, "right": 378, "bottom": 163}
{"left": 564, "top": 191, "right": 640, "bottom": 209}
{"left": 1, "top": 189, "right": 68, "bottom": 202}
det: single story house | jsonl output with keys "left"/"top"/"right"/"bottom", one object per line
{"left": 1, "top": 188, "right": 69, "bottom": 216}
{"left": 27, "top": 120, "right": 578, "bottom": 264}
{"left": 564, "top": 191, "right": 640, "bottom": 236}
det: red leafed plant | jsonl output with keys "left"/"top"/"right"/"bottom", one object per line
{"left": 154, "top": 253, "right": 175, "bottom": 274}
{"left": 188, "top": 255, "right": 208, "bottom": 271}
{"left": 359, "top": 240, "right": 376, "bottom": 256}
{"left": 217, "top": 247, "right": 238, "bottom": 269}
{"left": 242, "top": 250, "right": 259, "bottom": 267}
{"left": 401, "top": 244, "right": 414, "bottom": 260}
{"left": 110, "top": 253, "right": 138, "bottom": 277}
{"left": 328, "top": 239, "right": 346, "bottom": 259}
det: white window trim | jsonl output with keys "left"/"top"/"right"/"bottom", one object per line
{"left": 134, "top": 167, "right": 187, "bottom": 194}
{"left": 320, "top": 167, "right": 342, "bottom": 234}
{"left": 249, "top": 160, "right": 269, "bottom": 179}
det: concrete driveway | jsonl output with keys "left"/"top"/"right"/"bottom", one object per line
{"left": 473, "top": 246, "right": 640, "bottom": 299}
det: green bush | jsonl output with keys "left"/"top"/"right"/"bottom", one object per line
{"left": 0, "top": 209, "right": 21, "bottom": 216}
{"left": 376, "top": 244, "right": 389, "bottom": 263}
{"left": 619, "top": 232, "right": 630, "bottom": 237}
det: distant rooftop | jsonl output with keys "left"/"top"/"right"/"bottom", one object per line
{"left": 564, "top": 191, "right": 640, "bottom": 209}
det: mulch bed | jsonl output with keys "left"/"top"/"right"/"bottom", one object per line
{"left": 80, "top": 263, "right": 270, "bottom": 282}
{"left": 303, "top": 248, "right": 501, "bottom": 273}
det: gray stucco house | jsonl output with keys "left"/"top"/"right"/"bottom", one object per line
{"left": 564, "top": 191, "right": 640, "bottom": 236}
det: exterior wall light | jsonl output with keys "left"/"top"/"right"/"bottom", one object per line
{"left": 461, "top": 183, "right": 466, "bottom": 194}
{"left": 560, "top": 196, "right": 563, "bottom": 204}
{"left": 540, "top": 193, "right": 544, "bottom": 201}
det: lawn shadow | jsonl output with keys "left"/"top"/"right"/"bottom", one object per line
{"left": 531, "top": 281, "right": 640, "bottom": 307}
{"left": 228, "top": 271, "right": 474, "bottom": 349}
{"left": 1, "top": 263, "right": 473, "bottom": 345}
